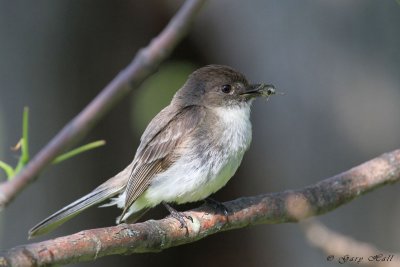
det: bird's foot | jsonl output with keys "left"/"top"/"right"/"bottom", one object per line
{"left": 205, "top": 197, "right": 230, "bottom": 217}
{"left": 162, "top": 202, "right": 193, "bottom": 234}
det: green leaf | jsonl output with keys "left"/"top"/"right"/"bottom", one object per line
{"left": 14, "top": 107, "right": 30, "bottom": 174}
{"left": 52, "top": 140, "right": 106, "bottom": 164}
{"left": 0, "top": 160, "right": 15, "bottom": 180}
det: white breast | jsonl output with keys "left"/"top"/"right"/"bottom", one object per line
{"left": 197, "top": 104, "right": 253, "bottom": 197}
{"left": 213, "top": 104, "right": 253, "bottom": 152}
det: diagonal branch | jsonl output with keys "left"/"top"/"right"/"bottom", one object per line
{"left": 1, "top": 149, "right": 399, "bottom": 266}
{"left": 0, "top": 0, "right": 207, "bottom": 209}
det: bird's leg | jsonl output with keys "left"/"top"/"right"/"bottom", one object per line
{"left": 204, "top": 197, "right": 230, "bottom": 217}
{"left": 162, "top": 202, "right": 193, "bottom": 231}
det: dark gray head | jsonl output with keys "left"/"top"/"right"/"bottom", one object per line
{"left": 173, "top": 65, "right": 275, "bottom": 108}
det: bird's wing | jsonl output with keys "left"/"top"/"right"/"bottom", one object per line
{"left": 120, "top": 105, "right": 205, "bottom": 219}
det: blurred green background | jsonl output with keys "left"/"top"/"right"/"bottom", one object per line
{"left": 1, "top": 1, "right": 400, "bottom": 266}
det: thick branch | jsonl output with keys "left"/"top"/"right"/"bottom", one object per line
{"left": 0, "top": 0, "right": 207, "bottom": 209}
{"left": 1, "top": 149, "right": 399, "bottom": 266}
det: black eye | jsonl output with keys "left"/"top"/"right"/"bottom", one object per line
{"left": 221, "top": 84, "right": 232, "bottom": 94}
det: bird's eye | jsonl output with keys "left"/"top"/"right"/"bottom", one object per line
{"left": 221, "top": 84, "right": 232, "bottom": 94}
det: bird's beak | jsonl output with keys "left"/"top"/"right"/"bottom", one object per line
{"left": 241, "top": 83, "right": 276, "bottom": 98}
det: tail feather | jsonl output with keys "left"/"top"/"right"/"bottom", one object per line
{"left": 28, "top": 187, "right": 123, "bottom": 238}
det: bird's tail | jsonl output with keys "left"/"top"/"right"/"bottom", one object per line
{"left": 28, "top": 184, "right": 124, "bottom": 239}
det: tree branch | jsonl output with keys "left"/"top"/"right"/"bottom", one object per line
{"left": 302, "top": 220, "right": 400, "bottom": 267}
{"left": 0, "top": 0, "right": 207, "bottom": 209}
{"left": 1, "top": 149, "right": 399, "bottom": 266}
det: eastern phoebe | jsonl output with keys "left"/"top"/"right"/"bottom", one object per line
{"left": 29, "top": 65, "right": 276, "bottom": 238}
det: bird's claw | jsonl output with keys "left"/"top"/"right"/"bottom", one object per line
{"left": 205, "top": 197, "right": 230, "bottom": 217}
{"left": 163, "top": 202, "right": 192, "bottom": 235}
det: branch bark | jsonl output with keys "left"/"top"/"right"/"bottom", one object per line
{"left": 0, "top": 0, "right": 207, "bottom": 209}
{"left": 1, "top": 149, "right": 399, "bottom": 266}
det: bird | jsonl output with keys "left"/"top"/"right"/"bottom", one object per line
{"left": 29, "top": 64, "right": 276, "bottom": 238}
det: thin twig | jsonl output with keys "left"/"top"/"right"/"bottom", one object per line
{"left": 303, "top": 220, "right": 400, "bottom": 267}
{"left": 0, "top": 0, "right": 207, "bottom": 209}
{"left": 1, "top": 149, "right": 399, "bottom": 266}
